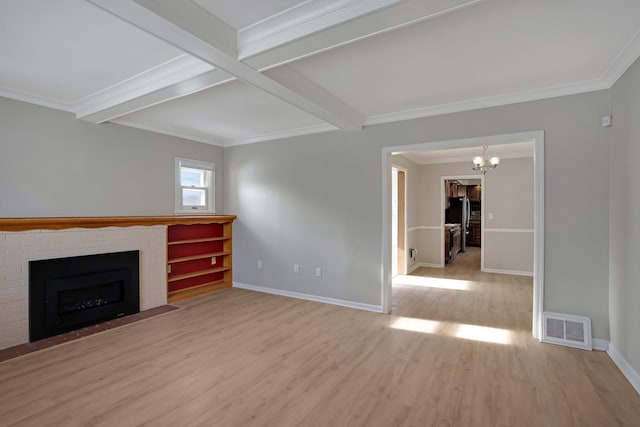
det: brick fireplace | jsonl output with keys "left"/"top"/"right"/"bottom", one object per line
{"left": 0, "top": 224, "right": 167, "bottom": 349}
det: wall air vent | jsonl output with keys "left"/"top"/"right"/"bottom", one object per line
{"left": 542, "top": 312, "right": 592, "bottom": 350}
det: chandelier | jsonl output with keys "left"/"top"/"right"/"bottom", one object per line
{"left": 472, "top": 146, "right": 500, "bottom": 174}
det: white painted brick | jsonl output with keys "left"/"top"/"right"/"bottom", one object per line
{"left": 4, "top": 271, "right": 26, "bottom": 281}
{"left": 0, "top": 226, "right": 168, "bottom": 348}
{"left": 0, "top": 290, "right": 26, "bottom": 303}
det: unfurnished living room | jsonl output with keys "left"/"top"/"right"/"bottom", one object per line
{"left": 1, "top": 1, "right": 640, "bottom": 425}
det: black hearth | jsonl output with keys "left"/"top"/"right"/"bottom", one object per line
{"left": 29, "top": 251, "right": 140, "bottom": 342}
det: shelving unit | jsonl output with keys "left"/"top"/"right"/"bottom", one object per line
{"left": 166, "top": 216, "right": 235, "bottom": 303}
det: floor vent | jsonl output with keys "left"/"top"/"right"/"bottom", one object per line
{"left": 542, "top": 312, "right": 592, "bottom": 350}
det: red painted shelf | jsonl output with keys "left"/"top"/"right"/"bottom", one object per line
{"left": 168, "top": 251, "right": 231, "bottom": 264}
{"left": 166, "top": 220, "right": 234, "bottom": 303}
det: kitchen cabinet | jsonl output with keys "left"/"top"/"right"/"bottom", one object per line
{"left": 444, "top": 229, "right": 450, "bottom": 263}
{"left": 468, "top": 222, "right": 481, "bottom": 246}
{"left": 467, "top": 185, "right": 482, "bottom": 201}
{"left": 445, "top": 225, "right": 461, "bottom": 263}
{"left": 452, "top": 228, "right": 461, "bottom": 257}
{"left": 447, "top": 182, "right": 468, "bottom": 198}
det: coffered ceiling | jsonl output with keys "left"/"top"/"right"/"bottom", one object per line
{"left": 1, "top": 0, "right": 639, "bottom": 147}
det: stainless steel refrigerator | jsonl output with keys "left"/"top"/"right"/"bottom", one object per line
{"left": 445, "top": 196, "right": 470, "bottom": 252}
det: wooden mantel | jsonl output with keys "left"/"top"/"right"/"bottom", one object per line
{"left": 0, "top": 215, "right": 237, "bottom": 232}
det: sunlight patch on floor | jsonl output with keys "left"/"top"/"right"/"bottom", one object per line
{"left": 454, "top": 324, "right": 512, "bottom": 345}
{"left": 389, "top": 316, "right": 513, "bottom": 345}
{"left": 392, "top": 275, "right": 471, "bottom": 291}
{"left": 389, "top": 316, "right": 441, "bottom": 334}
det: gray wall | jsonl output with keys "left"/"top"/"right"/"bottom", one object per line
{"left": 225, "top": 90, "right": 611, "bottom": 339}
{"left": 609, "top": 58, "right": 640, "bottom": 374}
{"left": 0, "top": 97, "right": 224, "bottom": 217}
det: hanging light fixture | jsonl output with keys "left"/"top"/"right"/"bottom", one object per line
{"left": 472, "top": 146, "right": 500, "bottom": 174}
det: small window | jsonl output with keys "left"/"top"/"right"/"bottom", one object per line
{"left": 175, "top": 158, "right": 214, "bottom": 213}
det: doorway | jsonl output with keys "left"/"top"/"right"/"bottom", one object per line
{"left": 391, "top": 167, "right": 407, "bottom": 277}
{"left": 442, "top": 175, "right": 484, "bottom": 270}
{"left": 382, "top": 131, "right": 545, "bottom": 339}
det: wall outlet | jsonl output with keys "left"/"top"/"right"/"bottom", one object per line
{"left": 315, "top": 267, "right": 322, "bottom": 277}
{"left": 293, "top": 264, "right": 300, "bottom": 274}
{"left": 257, "top": 260, "right": 262, "bottom": 269}
{"left": 488, "top": 212, "right": 494, "bottom": 220}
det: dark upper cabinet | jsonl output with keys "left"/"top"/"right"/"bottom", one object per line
{"left": 467, "top": 185, "right": 482, "bottom": 201}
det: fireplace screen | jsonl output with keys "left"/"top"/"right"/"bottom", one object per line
{"left": 30, "top": 251, "right": 139, "bottom": 341}
{"left": 58, "top": 281, "right": 123, "bottom": 315}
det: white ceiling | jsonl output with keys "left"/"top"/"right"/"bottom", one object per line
{"left": 1, "top": 0, "right": 639, "bottom": 147}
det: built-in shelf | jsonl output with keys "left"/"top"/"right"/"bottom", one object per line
{"left": 167, "top": 281, "right": 232, "bottom": 303}
{"left": 167, "top": 266, "right": 231, "bottom": 282}
{"left": 166, "top": 219, "right": 234, "bottom": 303}
{"left": 167, "top": 236, "right": 230, "bottom": 245}
{"left": 168, "top": 251, "right": 231, "bottom": 264}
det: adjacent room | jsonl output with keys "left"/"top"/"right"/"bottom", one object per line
{"left": 1, "top": 1, "right": 640, "bottom": 425}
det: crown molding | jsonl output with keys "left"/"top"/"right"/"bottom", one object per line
{"left": 74, "top": 54, "right": 213, "bottom": 122}
{"left": 600, "top": 28, "right": 640, "bottom": 87}
{"left": 224, "top": 123, "right": 337, "bottom": 147}
{"left": 0, "top": 86, "right": 73, "bottom": 113}
{"left": 364, "top": 78, "right": 611, "bottom": 126}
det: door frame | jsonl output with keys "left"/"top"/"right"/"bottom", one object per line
{"left": 381, "top": 130, "right": 545, "bottom": 340}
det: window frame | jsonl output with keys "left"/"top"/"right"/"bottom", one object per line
{"left": 175, "top": 157, "right": 215, "bottom": 214}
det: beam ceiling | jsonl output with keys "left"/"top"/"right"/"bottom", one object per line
{"left": 81, "top": 0, "right": 480, "bottom": 129}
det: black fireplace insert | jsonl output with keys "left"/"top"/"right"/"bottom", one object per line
{"left": 29, "top": 250, "right": 140, "bottom": 342}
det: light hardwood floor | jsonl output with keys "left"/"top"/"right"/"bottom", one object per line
{"left": 1, "top": 251, "right": 639, "bottom": 426}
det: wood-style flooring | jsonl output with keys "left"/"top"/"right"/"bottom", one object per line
{"left": 1, "top": 249, "right": 639, "bottom": 426}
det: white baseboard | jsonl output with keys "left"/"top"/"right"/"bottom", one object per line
{"left": 408, "top": 262, "right": 443, "bottom": 273}
{"left": 592, "top": 338, "right": 609, "bottom": 352}
{"left": 407, "top": 263, "right": 421, "bottom": 274}
{"left": 482, "top": 268, "right": 533, "bottom": 277}
{"left": 233, "top": 282, "right": 383, "bottom": 313}
{"left": 607, "top": 343, "right": 640, "bottom": 395}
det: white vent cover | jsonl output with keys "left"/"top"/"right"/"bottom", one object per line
{"left": 542, "top": 312, "right": 592, "bottom": 350}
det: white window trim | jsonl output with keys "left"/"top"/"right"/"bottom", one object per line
{"left": 175, "top": 157, "right": 215, "bottom": 214}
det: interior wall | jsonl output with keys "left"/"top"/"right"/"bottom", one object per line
{"left": 609, "top": 57, "right": 640, "bottom": 375}
{"left": 483, "top": 157, "right": 534, "bottom": 274}
{"left": 225, "top": 89, "right": 611, "bottom": 339}
{"left": 0, "top": 97, "right": 224, "bottom": 217}
{"left": 391, "top": 155, "right": 419, "bottom": 272}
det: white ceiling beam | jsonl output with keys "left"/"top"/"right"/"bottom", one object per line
{"left": 81, "top": 0, "right": 480, "bottom": 127}
{"left": 88, "top": 0, "right": 363, "bottom": 130}
{"left": 238, "top": 0, "right": 405, "bottom": 60}
{"left": 244, "top": 0, "right": 485, "bottom": 70}
{"left": 78, "top": 67, "right": 235, "bottom": 123}
{"left": 265, "top": 65, "right": 363, "bottom": 132}
{"left": 74, "top": 54, "right": 215, "bottom": 122}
